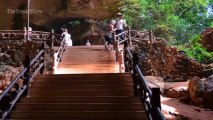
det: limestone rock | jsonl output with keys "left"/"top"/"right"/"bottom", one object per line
{"left": 0, "top": 0, "right": 121, "bottom": 29}
{"left": 203, "top": 75, "right": 213, "bottom": 110}
{"left": 188, "top": 76, "right": 204, "bottom": 105}
{"left": 14, "top": 50, "right": 25, "bottom": 64}
{"left": 201, "top": 28, "right": 213, "bottom": 52}
{"left": 137, "top": 40, "right": 202, "bottom": 81}
{"left": 2, "top": 54, "right": 11, "bottom": 61}
{"left": 205, "top": 75, "right": 213, "bottom": 91}
{"left": 144, "top": 76, "right": 164, "bottom": 91}
{"left": 163, "top": 82, "right": 188, "bottom": 99}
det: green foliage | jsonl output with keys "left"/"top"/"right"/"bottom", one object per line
{"left": 122, "top": 0, "right": 213, "bottom": 43}
{"left": 179, "top": 35, "right": 213, "bottom": 63}
{"left": 121, "top": 0, "right": 213, "bottom": 63}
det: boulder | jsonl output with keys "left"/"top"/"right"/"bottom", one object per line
{"left": 203, "top": 75, "right": 213, "bottom": 110}
{"left": 2, "top": 54, "right": 11, "bottom": 61}
{"left": 200, "top": 28, "right": 213, "bottom": 52}
{"left": 0, "top": 73, "right": 6, "bottom": 80}
{"left": 0, "top": 55, "right": 4, "bottom": 62}
{"left": 188, "top": 76, "right": 205, "bottom": 106}
{"left": 163, "top": 82, "right": 188, "bottom": 98}
{"left": 13, "top": 50, "right": 25, "bottom": 63}
{"left": 144, "top": 76, "right": 165, "bottom": 90}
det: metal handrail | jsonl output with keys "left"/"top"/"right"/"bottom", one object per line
{"left": 0, "top": 43, "right": 46, "bottom": 120}
{"left": 0, "top": 68, "right": 27, "bottom": 101}
{"left": 30, "top": 50, "right": 44, "bottom": 66}
{"left": 125, "top": 47, "right": 165, "bottom": 120}
{"left": 0, "top": 30, "right": 60, "bottom": 42}
{"left": 56, "top": 36, "right": 66, "bottom": 63}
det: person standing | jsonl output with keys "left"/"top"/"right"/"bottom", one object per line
{"left": 104, "top": 20, "right": 116, "bottom": 51}
{"left": 115, "top": 13, "right": 127, "bottom": 41}
{"left": 61, "top": 28, "right": 72, "bottom": 46}
{"left": 66, "top": 32, "right": 72, "bottom": 46}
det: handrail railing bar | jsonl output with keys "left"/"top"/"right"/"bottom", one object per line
{"left": 126, "top": 48, "right": 133, "bottom": 59}
{"left": 157, "top": 107, "right": 165, "bottom": 119}
{"left": 30, "top": 50, "right": 44, "bottom": 66}
{"left": 2, "top": 85, "right": 27, "bottom": 119}
{"left": 135, "top": 65, "right": 152, "bottom": 96}
{"left": 0, "top": 68, "right": 27, "bottom": 101}
{"left": 0, "top": 30, "right": 23, "bottom": 32}
{"left": 32, "top": 59, "right": 41, "bottom": 68}
{"left": 114, "top": 31, "right": 128, "bottom": 37}
{"left": 30, "top": 63, "right": 44, "bottom": 81}
{"left": 125, "top": 46, "right": 165, "bottom": 120}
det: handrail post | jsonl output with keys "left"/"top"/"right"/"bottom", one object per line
{"left": 23, "top": 55, "right": 31, "bottom": 97}
{"left": 40, "top": 42, "right": 46, "bottom": 74}
{"left": 115, "top": 40, "right": 119, "bottom": 62}
{"left": 132, "top": 52, "right": 139, "bottom": 96}
{"left": 149, "top": 30, "right": 153, "bottom": 44}
{"left": 112, "top": 32, "right": 115, "bottom": 50}
{"left": 124, "top": 50, "right": 128, "bottom": 72}
{"left": 24, "top": 27, "right": 27, "bottom": 42}
{"left": 151, "top": 88, "right": 161, "bottom": 119}
{"left": 124, "top": 48, "right": 128, "bottom": 72}
{"left": 123, "top": 31, "right": 128, "bottom": 72}
{"left": 50, "top": 29, "right": 54, "bottom": 48}
{"left": 128, "top": 26, "right": 132, "bottom": 47}
{"left": 151, "top": 88, "right": 161, "bottom": 109}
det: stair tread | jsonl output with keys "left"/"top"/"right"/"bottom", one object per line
{"left": 15, "top": 103, "right": 144, "bottom": 111}
{"left": 29, "top": 91, "right": 134, "bottom": 96}
{"left": 10, "top": 111, "right": 147, "bottom": 119}
{"left": 21, "top": 96, "right": 140, "bottom": 103}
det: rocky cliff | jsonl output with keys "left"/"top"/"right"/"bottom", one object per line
{"left": 201, "top": 28, "right": 213, "bottom": 52}
{"left": 0, "top": 0, "right": 120, "bottom": 30}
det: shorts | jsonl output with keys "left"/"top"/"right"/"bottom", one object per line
{"left": 104, "top": 35, "right": 112, "bottom": 44}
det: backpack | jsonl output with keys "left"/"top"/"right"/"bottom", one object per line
{"left": 107, "top": 24, "right": 113, "bottom": 31}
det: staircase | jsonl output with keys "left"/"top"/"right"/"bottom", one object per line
{"left": 8, "top": 45, "right": 147, "bottom": 119}
{"left": 9, "top": 73, "right": 147, "bottom": 119}
{"left": 55, "top": 46, "right": 120, "bottom": 74}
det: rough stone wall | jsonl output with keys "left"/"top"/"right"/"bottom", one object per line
{"left": 0, "top": 0, "right": 120, "bottom": 30}
{"left": 136, "top": 40, "right": 204, "bottom": 82}
{"left": 0, "top": 41, "right": 53, "bottom": 93}
{"left": 201, "top": 28, "right": 213, "bottom": 52}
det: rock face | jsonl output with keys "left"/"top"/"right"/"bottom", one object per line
{"left": 188, "top": 76, "right": 204, "bottom": 106}
{"left": 188, "top": 75, "right": 213, "bottom": 109}
{"left": 0, "top": 0, "right": 120, "bottom": 30}
{"left": 137, "top": 40, "right": 203, "bottom": 82}
{"left": 0, "top": 41, "right": 53, "bottom": 92}
{"left": 201, "top": 28, "right": 213, "bottom": 52}
{"left": 203, "top": 75, "right": 213, "bottom": 110}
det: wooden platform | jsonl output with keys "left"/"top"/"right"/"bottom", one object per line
{"left": 55, "top": 46, "right": 120, "bottom": 74}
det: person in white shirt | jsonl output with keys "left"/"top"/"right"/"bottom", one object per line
{"left": 85, "top": 39, "right": 91, "bottom": 46}
{"left": 115, "top": 13, "right": 127, "bottom": 41}
{"left": 61, "top": 28, "right": 72, "bottom": 46}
